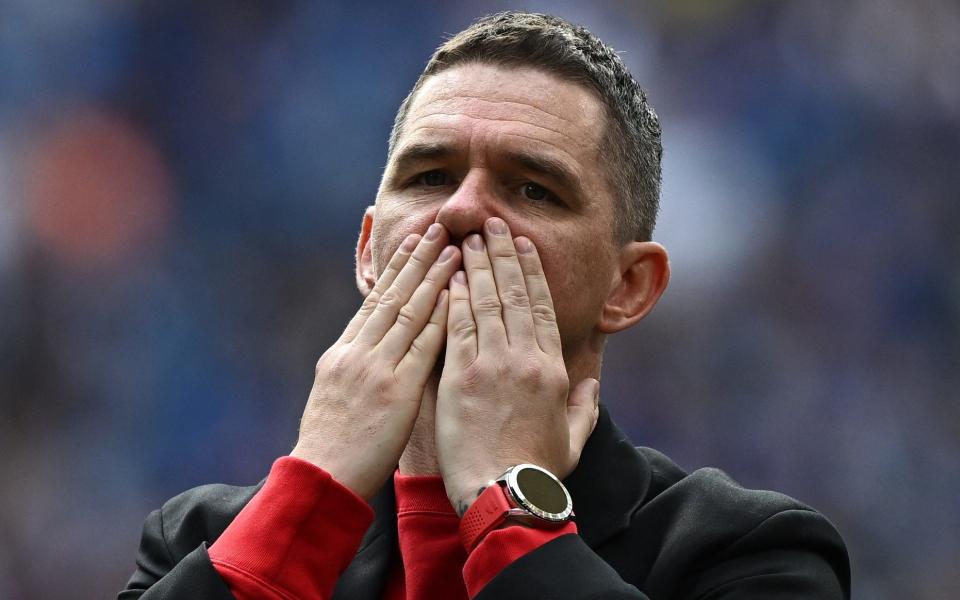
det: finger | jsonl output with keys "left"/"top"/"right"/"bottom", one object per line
{"left": 341, "top": 233, "right": 419, "bottom": 343}
{"left": 357, "top": 223, "right": 449, "bottom": 345}
{"left": 514, "top": 236, "right": 562, "bottom": 354}
{"left": 566, "top": 378, "right": 601, "bottom": 464}
{"left": 444, "top": 270, "right": 478, "bottom": 364}
{"left": 395, "top": 289, "right": 450, "bottom": 384}
{"left": 462, "top": 233, "right": 507, "bottom": 350}
{"left": 483, "top": 218, "right": 536, "bottom": 347}
{"left": 379, "top": 245, "right": 460, "bottom": 362}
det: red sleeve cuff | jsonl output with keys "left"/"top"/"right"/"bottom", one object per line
{"left": 208, "top": 456, "right": 374, "bottom": 600}
{"left": 462, "top": 522, "right": 578, "bottom": 597}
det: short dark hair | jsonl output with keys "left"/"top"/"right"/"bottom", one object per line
{"left": 388, "top": 11, "right": 662, "bottom": 243}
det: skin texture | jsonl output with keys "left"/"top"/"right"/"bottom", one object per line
{"left": 291, "top": 226, "right": 462, "bottom": 500}
{"left": 296, "top": 63, "right": 670, "bottom": 512}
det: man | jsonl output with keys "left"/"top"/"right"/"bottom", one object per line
{"left": 120, "top": 12, "right": 850, "bottom": 600}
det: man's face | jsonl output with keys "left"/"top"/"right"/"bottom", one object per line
{"left": 369, "top": 63, "right": 621, "bottom": 358}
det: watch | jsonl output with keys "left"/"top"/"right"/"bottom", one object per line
{"left": 459, "top": 463, "right": 574, "bottom": 552}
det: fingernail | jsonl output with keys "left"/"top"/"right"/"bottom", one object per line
{"left": 486, "top": 217, "right": 508, "bottom": 235}
{"left": 452, "top": 271, "right": 467, "bottom": 285}
{"left": 593, "top": 379, "right": 601, "bottom": 402}
{"left": 425, "top": 223, "right": 443, "bottom": 241}
{"left": 438, "top": 246, "right": 456, "bottom": 263}
{"left": 465, "top": 234, "right": 484, "bottom": 251}
{"left": 515, "top": 236, "right": 534, "bottom": 254}
{"left": 401, "top": 235, "right": 420, "bottom": 252}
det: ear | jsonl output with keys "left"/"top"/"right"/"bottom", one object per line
{"left": 597, "top": 241, "right": 670, "bottom": 334}
{"left": 355, "top": 205, "right": 376, "bottom": 295}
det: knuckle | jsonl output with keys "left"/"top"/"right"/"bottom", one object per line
{"left": 530, "top": 301, "right": 557, "bottom": 323}
{"left": 510, "top": 356, "right": 566, "bottom": 390}
{"left": 396, "top": 303, "right": 419, "bottom": 327}
{"left": 359, "top": 292, "right": 380, "bottom": 313}
{"left": 473, "top": 296, "right": 502, "bottom": 316}
{"left": 419, "top": 272, "right": 442, "bottom": 291}
{"left": 378, "top": 288, "right": 403, "bottom": 309}
{"left": 523, "top": 260, "right": 546, "bottom": 276}
{"left": 451, "top": 317, "right": 477, "bottom": 338}
{"left": 517, "top": 361, "right": 545, "bottom": 386}
{"left": 459, "top": 361, "right": 487, "bottom": 393}
{"left": 491, "top": 248, "right": 516, "bottom": 263}
{"left": 469, "top": 261, "right": 493, "bottom": 278}
{"left": 318, "top": 348, "right": 353, "bottom": 381}
{"left": 408, "top": 323, "right": 441, "bottom": 356}
{"left": 423, "top": 264, "right": 449, "bottom": 285}
{"left": 368, "top": 371, "right": 398, "bottom": 400}
{"left": 550, "top": 366, "right": 569, "bottom": 388}
{"left": 408, "top": 335, "right": 428, "bottom": 356}
{"left": 405, "top": 252, "right": 428, "bottom": 271}
{"left": 500, "top": 285, "right": 529, "bottom": 308}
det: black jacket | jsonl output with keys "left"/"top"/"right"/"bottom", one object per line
{"left": 120, "top": 405, "right": 850, "bottom": 599}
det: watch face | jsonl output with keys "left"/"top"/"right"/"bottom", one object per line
{"left": 515, "top": 466, "right": 569, "bottom": 515}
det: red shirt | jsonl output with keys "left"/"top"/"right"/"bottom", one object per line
{"left": 208, "top": 457, "right": 576, "bottom": 599}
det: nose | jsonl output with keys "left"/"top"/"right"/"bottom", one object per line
{"left": 434, "top": 171, "right": 501, "bottom": 245}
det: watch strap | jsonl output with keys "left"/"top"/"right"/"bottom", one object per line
{"left": 459, "top": 484, "right": 524, "bottom": 552}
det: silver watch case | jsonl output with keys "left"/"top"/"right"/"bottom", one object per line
{"left": 496, "top": 463, "right": 574, "bottom": 523}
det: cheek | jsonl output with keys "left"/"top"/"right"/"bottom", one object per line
{"left": 370, "top": 208, "right": 435, "bottom": 278}
{"left": 538, "top": 241, "right": 612, "bottom": 339}
{"left": 538, "top": 245, "right": 582, "bottom": 319}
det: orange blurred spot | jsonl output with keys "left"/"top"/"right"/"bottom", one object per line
{"left": 25, "top": 111, "right": 174, "bottom": 268}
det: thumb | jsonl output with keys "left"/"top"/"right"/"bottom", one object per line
{"left": 566, "top": 378, "right": 601, "bottom": 464}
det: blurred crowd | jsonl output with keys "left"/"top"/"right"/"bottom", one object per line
{"left": 0, "top": 1, "right": 957, "bottom": 598}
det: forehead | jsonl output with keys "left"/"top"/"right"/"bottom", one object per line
{"left": 398, "top": 63, "right": 607, "bottom": 164}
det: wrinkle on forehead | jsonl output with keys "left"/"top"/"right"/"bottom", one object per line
{"left": 425, "top": 92, "right": 573, "bottom": 123}
{"left": 402, "top": 117, "right": 587, "bottom": 167}
{"left": 405, "top": 65, "right": 605, "bottom": 151}
{"left": 412, "top": 97, "right": 584, "bottom": 145}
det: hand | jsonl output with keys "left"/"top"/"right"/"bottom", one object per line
{"left": 436, "top": 217, "right": 600, "bottom": 514}
{"left": 291, "top": 224, "right": 461, "bottom": 500}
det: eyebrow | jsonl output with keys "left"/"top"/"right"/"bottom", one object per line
{"left": 390, "top": 141, "right": 454, "bottom": 177}
{"left": 501, "top": 148, "right": 582, "bottom": 197}
{"left": 391, "top": 141, "right": 583, "bottom": 198}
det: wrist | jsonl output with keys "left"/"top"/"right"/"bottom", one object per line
{"left": 289, "top": 446, "right": 372, "bottom": 501}
{"left": 445, "top": 460, "right": 560, "bottom": 515}
{"left": 457, "top": 464, "right": 574, "bottom": 552}
{"left": 451, "top": 483, "right": 491, "bottom": 518}
{"left": 290, "top": 442, "right": 334, "bottom": 474}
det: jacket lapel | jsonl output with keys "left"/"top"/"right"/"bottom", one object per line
{"left": 563, "top": 403, "right": 652, "bottom": 548}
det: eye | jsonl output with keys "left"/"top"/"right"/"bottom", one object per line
{"left": 522, "top": 182, "right": 550, "bottom": 202}
{"left": 418, "top": 170, "right": 448, "bottom": 186}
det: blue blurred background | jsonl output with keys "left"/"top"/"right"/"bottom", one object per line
{"left": 1, "top": 1, "right": 957, "bottom": 598}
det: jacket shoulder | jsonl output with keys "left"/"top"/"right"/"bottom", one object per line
{"left": 120, "top": 481, "right": 263, "bottom": 598}
{"left": 621, "top": 447, "right": 850, "bottom": 598}
{"left": 638, "top": 445, "right": 810, "bottom": 516}
{"left": 155, "top": 480, "right": 263, "bottom": 560}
